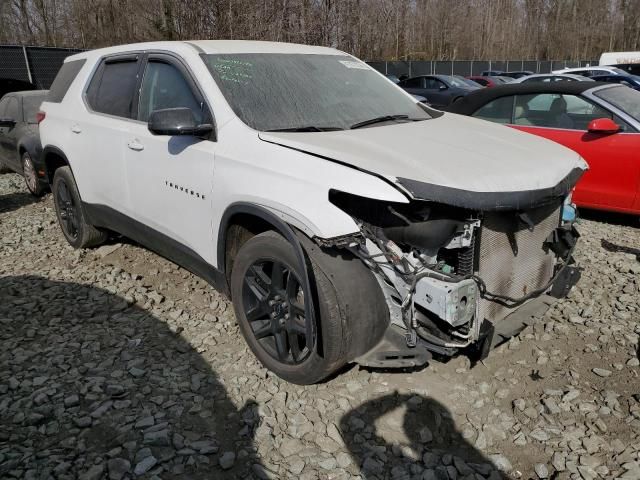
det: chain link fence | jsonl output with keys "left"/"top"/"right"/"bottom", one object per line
{"left": 0, "top": 45, "right": 83, "bottom": 90}
{"left": 367, "top": 59, "right": 599, "bottom": 77}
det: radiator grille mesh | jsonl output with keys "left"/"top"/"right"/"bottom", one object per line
{"left": 477, "top": 204, "right": 560, "bottom": 323}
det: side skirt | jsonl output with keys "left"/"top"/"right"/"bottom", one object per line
{"left": 83, "top": 203, "right": 229, "bottom": 295}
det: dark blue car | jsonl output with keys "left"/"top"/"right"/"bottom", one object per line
{"left": 398, "top": 74, "right": 480, "bottom": 108}
{"left": 590, "top": 73, "right": 640, "bottom": 91}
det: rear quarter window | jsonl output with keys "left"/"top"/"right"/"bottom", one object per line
{"left": 47, "top": 59, "right": 86, "bottom": 103}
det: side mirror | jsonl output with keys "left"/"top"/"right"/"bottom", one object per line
{"left": 0, "top": 117, "right": 16, "bottom": 127}
{"left": 587, "top": 117, "right": 620, "bottom": 134}
{"left": 439, "top": 84, "right": 448, "bottom": 91}
{"left": 148, "top": 108, "right": 213, "bottom": 137}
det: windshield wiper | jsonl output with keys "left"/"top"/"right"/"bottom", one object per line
{"left": 350, "top": 114, "right": 422, "bottom": 129}
{"left": 264, "top": 126, "right": 343, "bottom": 132}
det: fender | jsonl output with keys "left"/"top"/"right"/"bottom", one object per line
{"left": 41, "top": 145, "right": 73, "bottom": 182}
{"left": 218, "top": 202, "right": 318, "bottom": 353}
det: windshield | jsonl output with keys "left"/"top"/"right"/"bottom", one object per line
{"left": 594, "top": 85, "right": 640, "bottom": 122}
{"left": 203, "top": 53, "right": 431, "bottom": 131}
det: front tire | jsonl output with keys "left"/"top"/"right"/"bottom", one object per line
{"left": 22, "top": 152, "right": 46, "bottom": 197}
{"left": 230, "top": 230, "right": 389, "bottom": 384}
{"left": 230, "top": 231, "right": 348, "bottom": 384}
{"left": 52, "top": 166, "right": 107, "bottom": 248}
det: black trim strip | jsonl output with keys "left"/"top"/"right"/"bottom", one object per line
{"left": 397, "top": 167, "right": 585, "bottom": 211}
{"left": 83, "top": 203, "right": 228, "bottom": 294}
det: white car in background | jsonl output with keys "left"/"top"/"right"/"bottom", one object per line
{"left": 551, "top": 66, "right": 627, "bottom": 77}
{"left": 38, "top": 41, "right": 586, "bottom": 384}
{"left": 512, "top": 73, "right": 595, "bottom": 83}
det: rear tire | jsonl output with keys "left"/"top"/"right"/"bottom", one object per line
{"left": 22, "top": 152, "right": 46, "bottom": 197}
{"left": 52, "top": 166, "right": 107, "bottom": 248}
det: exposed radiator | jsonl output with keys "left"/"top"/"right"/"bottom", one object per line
{"left": 477, "top": 203, "right": 560, "bottom": 323}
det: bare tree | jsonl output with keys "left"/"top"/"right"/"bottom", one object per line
{"left": 1, "top": 0, "right": 638, "bottom": 60}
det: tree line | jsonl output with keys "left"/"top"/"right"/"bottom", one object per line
{"left": 1, "top": 0, "right": 639, "bottom": 61}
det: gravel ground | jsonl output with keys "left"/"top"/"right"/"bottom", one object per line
{"left": 1, "top": 172, "right": 639, "bottom": 480}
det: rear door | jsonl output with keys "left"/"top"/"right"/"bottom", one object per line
{"left": 72, "top": 54, "right": 142, "bottom": 214}
{"left": 510, "top": 93, "right": 640, "bottom": 210}
{"left": 123, "top": 53, "right": 217, "bottom": 262}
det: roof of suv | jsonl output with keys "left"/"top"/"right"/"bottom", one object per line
{"left": 67, "top": 40, "right": 344, "bottom": 62}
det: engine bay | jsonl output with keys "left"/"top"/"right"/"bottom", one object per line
{"left": 326, "top": 189, "right": 580, "bottom": 359}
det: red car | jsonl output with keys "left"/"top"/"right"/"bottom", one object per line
{"left": 448, "top": 82, "right": 640, "bottom": 215}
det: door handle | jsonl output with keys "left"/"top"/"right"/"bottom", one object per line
{"left": 71, "top": 125, "right": 82, "bottom": 134}
{"left": 127, "top": 140, "right": 144, "bottom": 152}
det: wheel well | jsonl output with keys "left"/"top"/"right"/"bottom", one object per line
{"left": 223, "top": 213, "right": 277, "bottom": 280}
{"left": 43, "top": 151, "right": 69, "bottom": 184}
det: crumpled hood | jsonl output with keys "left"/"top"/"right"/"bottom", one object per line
{"left": 259, "top": 113, "right": 587, "bottom": 209}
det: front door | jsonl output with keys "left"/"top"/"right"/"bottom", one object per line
{"left": 124, "top": 54, "right": 217, "bottom": 264}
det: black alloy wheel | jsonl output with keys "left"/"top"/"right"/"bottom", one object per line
{"left": 241, "top": 259, "right": 312, "bottom": 364}
{"left": 55, "top": 177, "right": 79, "bottom": 240}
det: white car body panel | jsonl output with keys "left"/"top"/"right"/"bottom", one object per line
{"left": 551, "top": 66, "right": 623, "bottom": 76}
{"left": 260, "top": 114, "right": 586, "bottom": 193}
{"left": 599, "top": 51, "right": 640, "bottom": 66}
{"left": 512, "top": 74, "right": 594, "bottom": 83}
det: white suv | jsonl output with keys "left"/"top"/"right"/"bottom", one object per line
{"left": 39, "top": 41, "right": 586, "bottom": 384}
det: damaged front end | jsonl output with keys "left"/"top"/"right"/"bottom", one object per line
{"left": 324, "top": 187, "right": 580, "bottom": 368}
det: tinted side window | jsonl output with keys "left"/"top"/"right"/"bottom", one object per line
{"left": 48, "top": 59, "right": 86, "bottom": 103}
{"left": 402, "top": 77, "right": 423, "bottom": 88}
{"left": 138, "top": 61, "right": 207, "bottom": 123}
{"left": 514, "top": 93, "right": 614, "bottom": 130}
{"left": 424, "top": 78, "right": 440, "bottom": 89}
{"left": 86, "top": 59, "right": 139, "bottom": 118}
{"left": 472, "top": 96, "right": 513, "bottom": 124}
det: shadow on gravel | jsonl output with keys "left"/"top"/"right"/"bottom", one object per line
{"left": 340, "top": 392, "right": 509, "bottom": 479}
{"left": 601, "top": 239, "right": 640, "bottom": 261}
{"left": 0, "top": 275, "right": 261, "bottom": 479}
{"left": 579, "top": 208, "right": 639, "bottom": 228}
{"left": 0, "top": 192, "right": 39, "bottom": 214}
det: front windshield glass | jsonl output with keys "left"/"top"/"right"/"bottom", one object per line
{"left": 594, "top": 85, "right": 640, "bottom": 122}
{"left": 203, "top": 53, "right": 431, "bottom": 131}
